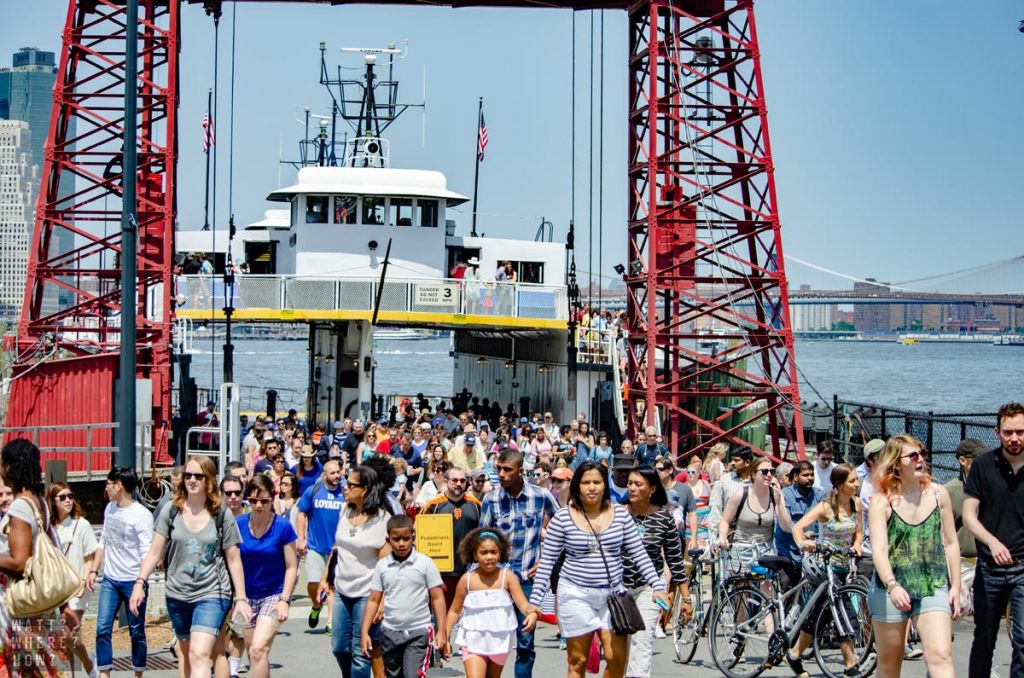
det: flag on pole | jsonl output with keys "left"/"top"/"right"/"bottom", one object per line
{"left": 477, "top": 110, "right": 489, "bottom": 162}
{"left": 202, "top": 112, "right": 216, "bottom": 153}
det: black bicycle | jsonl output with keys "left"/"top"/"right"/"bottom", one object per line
{"left": 709, "top": 544, "right": 875, "bottom": 678}
{"left": 671, "top": 547, "right": 729, "bottom": 663}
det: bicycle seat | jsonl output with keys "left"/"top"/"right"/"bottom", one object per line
{"left": 757, "top": 555, "right": 792, "bottom": 571}
{"left": 688, "top": 548, "right": 705, "bottom": 559}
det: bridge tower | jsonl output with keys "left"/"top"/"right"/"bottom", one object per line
{"left": 624, "top": 0, "right": 804, "bottom": 460}
{"left": 6, "top": 0, "right": 177, "bottom": 467}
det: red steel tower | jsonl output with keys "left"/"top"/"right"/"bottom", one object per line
{"left": 624, "top": 0, "right": 804, "bottom": 460}
{"left": 7, "top": 0, "right": 177, "bottom": 467}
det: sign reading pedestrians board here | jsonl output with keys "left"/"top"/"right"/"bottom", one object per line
{"left": 414, "top": 283, "right": 458, "bottom": 307}
{"left": 415, "top": 513, "right": 455, "bottom": 573}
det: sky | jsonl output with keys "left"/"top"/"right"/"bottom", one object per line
{"left": 1, "top": 0, "right": 1022, "bottom": 287}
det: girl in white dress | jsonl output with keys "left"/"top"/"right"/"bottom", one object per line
{"left": 445, "top": 529, "right": 539, "bottom": 678}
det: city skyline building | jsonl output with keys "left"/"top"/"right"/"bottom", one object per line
{"left": 0, "top": 120, "right": 36, "bottom": 321}
{"left": 0, "top": 46, "right": 75, "bottom": 316}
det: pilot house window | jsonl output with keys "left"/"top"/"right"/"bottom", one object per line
{"left": 362, "top": 196, "right": 386, "bottom": 225}
{"left": 305, "top": 196, "right": 329, "bottom": 223}
{"left": 417, "top": 199, "right": 438, "bottom": 228}
{"left": 334, "top": 196, "right": 358, "bottom": 224}
{"left": 391, "top": 198, "right": 413, "bottom": 226}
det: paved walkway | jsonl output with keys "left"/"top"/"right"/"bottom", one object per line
{"left": 116, "top": 605, "right": 1013, "bottom": 677}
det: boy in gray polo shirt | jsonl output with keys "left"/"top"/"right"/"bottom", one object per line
{"left": 360, "top": 515, "right": 448, "bottom": 678}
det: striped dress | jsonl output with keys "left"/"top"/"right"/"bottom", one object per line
{"left": 529, "top": 504, "right": 664, "bottom": 606}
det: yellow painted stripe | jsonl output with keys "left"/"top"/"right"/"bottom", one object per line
{"left": 176, "top": 308, "right": 568, "bottom": 330}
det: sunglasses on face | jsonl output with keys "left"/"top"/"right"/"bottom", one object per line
{"left": 655, "top": 465, "right": 667, "bottom": 472}
{"left": 756, "top": 469, "right": 773, "bottom": 476}
{"left": 248, "top": 497, "right": 272, "bottom": 506}
{"left": 473, "top": 478, "right": 486, "bottom": 483}
{"left": 902, "top": 450, "right": 924, "bottom": 462}
{"left": 57, "top": 493, "right": 75, "bottom": 501}
{"left": 183, "top": 472, "right": 205, "bottom": 481}
{"left": 347, "top": 482, "right": 364, "bottom": 489}
{"left": 224, "top": 489, "right": 243, "bottom": 497}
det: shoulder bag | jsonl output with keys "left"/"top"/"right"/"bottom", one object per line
{"left": 581, "top": 509, "right": 646, "bottom": 635}
{"left": 5, "top": 497, "right": 83, "bottom": 617}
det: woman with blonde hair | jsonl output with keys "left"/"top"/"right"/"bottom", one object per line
{"left": 703, "top": 442, "right": 728, "bottom": 483}
{"left": 130, "top": 455, "right": 251, "bottom": 678}
{"left": 48, "top": 482, "right": 99, "bottom": 675}
{"left": 867, "top": 435, "right": 960, "bottom": 678}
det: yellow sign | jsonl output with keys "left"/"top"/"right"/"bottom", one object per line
{"left": 415, "top": 513, "right": 455, "bottom": 573}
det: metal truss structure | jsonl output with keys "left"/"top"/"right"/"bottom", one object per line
{"left": 10, "top": 0, "right": 177, "bottom": 464}
{"left": 624, "top": 0, "right": 804, "bottom": 460}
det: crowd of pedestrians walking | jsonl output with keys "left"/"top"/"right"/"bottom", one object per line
{"left": 0, "top": 400, "right": 1021, "bottom": 678}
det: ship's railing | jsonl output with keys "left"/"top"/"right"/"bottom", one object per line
{"left": 577, "top": 327, "right": 620, "bottom": 366}
{"left": 176, "top": 275, "right": 568, "bottom": 322}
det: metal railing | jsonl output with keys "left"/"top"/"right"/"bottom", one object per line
{"left": 832, "top": 397, "right": 997, "bottom": 483}
{"left": 176, "top": 275, "right": 568, "bottom": 322}
{"left": 0, "top": 421, "right": 153, "bottom": 481}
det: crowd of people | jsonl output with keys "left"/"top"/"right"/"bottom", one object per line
{"left": 0, "top": 401, "right": 1021, "bottom": 678}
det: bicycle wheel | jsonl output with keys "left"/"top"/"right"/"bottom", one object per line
{"left": 709, "top": 586, "right": 774, "bottom": 678}
{"left": 813, "top": 584, "right": 875, "bottom": 678}
{"left": 672, "top": 580, "right": 701, "bottom": 663}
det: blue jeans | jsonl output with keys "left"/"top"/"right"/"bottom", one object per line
{"left": 165, "top": 596, "right": 232, "bottom": 641}
{"left": 332, "top": 592, "right": 371, "bottom": 678}
{"left": 969, "top": 560, "right": 1024, "bottom": 678}
{"left": 95, "top": 578, "right": 147, "bottom": 672}
{"left": 514, "top": 580, "right": 536, "bottom": 678}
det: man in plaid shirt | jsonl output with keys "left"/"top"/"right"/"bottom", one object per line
{"left": 480, "top": 448, "right": 558, "bottom": 678}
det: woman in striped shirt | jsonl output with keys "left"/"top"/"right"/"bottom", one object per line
{"left": 623, "top": 466, "right": 688, "bottom": 678}
{"left": 530, "top": 461, "right": 669, "bottom": 678}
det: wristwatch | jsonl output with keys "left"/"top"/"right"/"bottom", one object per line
{"left": 884, "top": 579, "right": 899, "bottom": 593}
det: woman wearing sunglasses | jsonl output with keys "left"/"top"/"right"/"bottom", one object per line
{"left": 718, "top": 456, "right": 792, "bottom": 574}
{"left": 131, "top": 456, "right": 250, "bottom": 678}
{"left": 49, "top": 481, "right": 99, "bottom": 676}
{"left": 868, "top": 435, "right": 960, "bottom": 678}
{"left": 237, "top": 474, "right": 298, "bottom": 678}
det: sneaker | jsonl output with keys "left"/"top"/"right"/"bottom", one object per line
{"left": 654, "top": 625, "right": 667, "bottom": 639}
{"left": 843, "top": 667, "right": 861, "bottom": 677}
{"left": 325, "top": 621, "right": 332, "bottom": 636}
{"left": 785, "top": 651, "right": 809, "bottom": 678}
{"left": 308, "top": 605, "right": 322, "bottom": 629}
{"left": 904, "top": 644, "right": 923, "bottom": 660}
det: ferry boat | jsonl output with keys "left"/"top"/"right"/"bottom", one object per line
{"left": 175, "top": 45, "right": 621, "bottom": 433}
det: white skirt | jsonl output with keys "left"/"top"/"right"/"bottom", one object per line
{"left": 556, "top": 580, "right": 611, "bottom": 638}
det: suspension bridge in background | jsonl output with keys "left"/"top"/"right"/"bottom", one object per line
{"left": 589, "top": 253, "right": 1024, "bottom": 308}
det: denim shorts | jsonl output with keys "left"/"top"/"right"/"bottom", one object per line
{"left": 166, "top": 596, "right": 233, "bottom": 641}
{"left": 867, "top": 581, "right": 950, "bottom": 623}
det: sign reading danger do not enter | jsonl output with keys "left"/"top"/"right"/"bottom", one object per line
{"left": 415, "top": 513, "right": 455, "bottom": 573}
{"left": 414, "top": 284, "right": 458, "bottom": 307}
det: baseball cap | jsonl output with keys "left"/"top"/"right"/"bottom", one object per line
{"left": 464, "top": 433, "right": 477, "bottom": 447}
{"left": 863, "top": 439, "right": 885, "bottom": 458}
{"left": 519, "top": 417, "right": 529, "bottom": 424}
{"left": 468, "top": 468, "right": 487, "bottom": 479}
{"left": 551, "top": 467, "right": 572, "bottom": 480}
{"left": 955, "top": 438, "right": 987, "bottom": 459}
{"left": 432, "top": 417, "right": 444, "bottom": 427}
{"left": 612, "top": 454, "right": 634, "bottom": 470}
{"left": 332, "top": 420, "right": 343, "bottom": 429}
{"left": 420, "top": 422, "right": 432, "bottom": 431}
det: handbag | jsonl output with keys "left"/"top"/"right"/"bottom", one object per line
{"left": 5, "top": 497, "right": 83, "bottom": 617}
{"left": 581, "top": 510, "right": 646, "bottom": 635}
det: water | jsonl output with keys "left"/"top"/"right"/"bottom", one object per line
{"left": 186, "top": 336, "right": 1019, "bottom": 415}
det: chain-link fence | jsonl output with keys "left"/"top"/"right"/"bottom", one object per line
{"left": 832, "top": 397, "right": 997, "bottom": 483}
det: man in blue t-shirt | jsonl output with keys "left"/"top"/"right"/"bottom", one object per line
{"left": 296, "top": 458, "right": 345, "bottom": 632}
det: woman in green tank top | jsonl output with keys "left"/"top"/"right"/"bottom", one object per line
{"left": 868, "top": 434, "right": 961, "bottom": 678}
